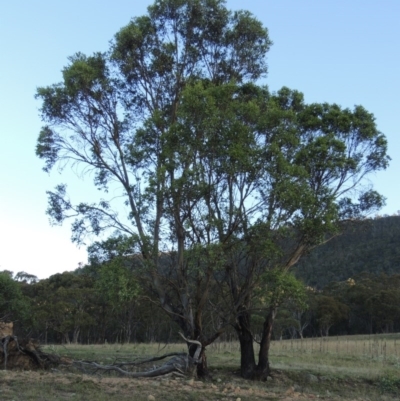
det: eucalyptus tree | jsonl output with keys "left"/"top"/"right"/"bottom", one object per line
{"left": 163, "top": 84, "right": 389, "bottom": 379}
{"left": 35, "top": 0, "right": 271, "bottom": 375}
{"left": 36, "top": 0, "right": 389, "bottom": 379}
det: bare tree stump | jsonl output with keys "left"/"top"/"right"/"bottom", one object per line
{"left": 0, "top": 336, "right": 67, "bottom": 370}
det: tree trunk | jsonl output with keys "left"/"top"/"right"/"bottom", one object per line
{"left": 63, "top": 333, "right": 71, "bottom": 344}
{"left": 44, "top": 323, "right": 48, "bottom": 345}
{"left": 72, "top": 328, "right": 80, "bottom": 344}
{"left": 234, "top": 312, "right": 256, "bottom": 379}
{"left": 188, "top": 343, "right": 208, "bottom": 378}
{"left": 235, "top": 308, "right": 276, "bottom": 380}
{"left": 254, "top": 308, "right": 276, "bottom": 380}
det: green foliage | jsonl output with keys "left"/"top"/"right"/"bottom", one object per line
{"left": 257, "top": 269, "right": 307, "bottom": 309}
{"left": 87, "top": 235, "right": 139, "bottom": 266}
{"left": 96, "top": 259, "right": 140, "bottom": 307}
{"left": 0, "top": 271, "right": 31, "bottom": 324}
{"left": 112, "top": 0, "right": 271, "bottom": 85}
{"left": 25, "top": 272, "right": 96, "bottom": 342}
{"left": 379, "top": 374, "right": 400, "bottom": 394}
{"left": 313, "top": 294, "right": 349, "bottom": 336}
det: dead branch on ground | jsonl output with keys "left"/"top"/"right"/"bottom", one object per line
{"left": 0, "top": 331, "right": 202, "bottom": 378}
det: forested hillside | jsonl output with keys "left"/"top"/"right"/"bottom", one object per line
{"left": 295, "top": 215, "right": 400, "bottom": 288}
{"left": 2, "top": 216, "right": 400, "bottom": 343}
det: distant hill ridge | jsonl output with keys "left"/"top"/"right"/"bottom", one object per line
{"left": 294, "top": 215, "right": 400, "bottom": 288}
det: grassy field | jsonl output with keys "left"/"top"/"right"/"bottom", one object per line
{"left": 1, "top": 334, "right": 400, "bottom": 400}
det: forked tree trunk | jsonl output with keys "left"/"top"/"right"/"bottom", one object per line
{"left": 189, "top": 343, "right": 208, "bottom": 378}
{"left": 235, "top": 308, "right": 277, "bottom": 380}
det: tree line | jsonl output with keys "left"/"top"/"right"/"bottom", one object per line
{"left": 275, "top": 272, "right": 400, "bottom": 338}
{"left": 2, "top": 267, "right": 400, "bottom": 345}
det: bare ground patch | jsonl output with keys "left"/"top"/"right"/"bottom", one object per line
{"left": 0, "top": 369, "right": 398, "bottom": 401}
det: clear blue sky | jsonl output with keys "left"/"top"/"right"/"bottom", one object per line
{"left": 1, "top": 0, "right": 399, "bottom": 279}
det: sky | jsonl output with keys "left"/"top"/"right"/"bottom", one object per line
{"left": 1, "top": 0, "right": 399, "bottom": 279}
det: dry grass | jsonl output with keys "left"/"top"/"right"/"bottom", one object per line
{"left": 1, "top": 335, "right": 400, "bottom": 400}
{"left": 267, "top": 333, "right": 400, "bottom": 380}
{"left": 205, "top": 333, "right": 400, "bottom": 381}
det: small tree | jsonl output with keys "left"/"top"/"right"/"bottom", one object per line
{"left": 95, "top": 258, "right": 141, "bottom": 343}
{"left": 313, "top": 295, "right": 349, "bottom": 337}
{"left": 0, "top": 272, "right": 31, "bottom": 329}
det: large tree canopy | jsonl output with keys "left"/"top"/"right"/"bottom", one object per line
{"left": 36, "top": 0, "right": 389, "bottom": 379}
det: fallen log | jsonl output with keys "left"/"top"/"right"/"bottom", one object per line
{"left": 72, "top": 333, "right": 203, "bottom": 378}
{"left": 0, "top": 332, "right": 202, "bottom": 378}
{"left": 73, "top": 352, "right": 191, "bottom": 377}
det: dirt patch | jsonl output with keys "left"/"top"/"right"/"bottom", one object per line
{"left": 0, "top": 368, "right": 398, "bottom": 401}
{"left": 0, "top": 371, "right": 347, "bottom": 400}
